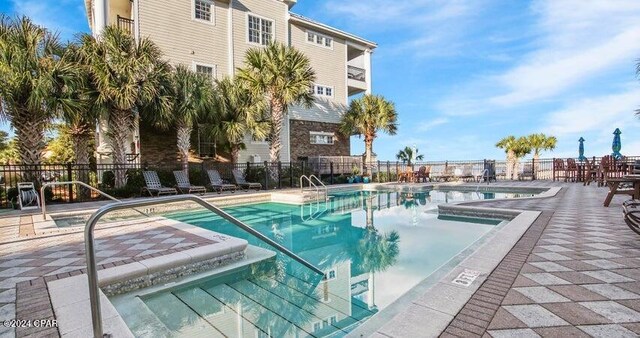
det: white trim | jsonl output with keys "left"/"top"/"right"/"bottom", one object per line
{"left": 133, "top": 0, "right": 140, "bottom": 43}
{"left": 310, "top": 131, "right": 335, "bottom": 145}
{"left": 246, "top": 12, "right": 275, "bottom": 46}
{"left": 305, "top": 29, "right": 334, "bottom": 50}
{"left": 227, "top": 0, "right": 234, "bottom": 75}
{"left": 313, "top": 84, "right": 334, "bottom": 98}
{"left": 191, "top": 0, "right": 215, "bottom": 25}
{"left": 192, "top": 61, "right": 217, "bottom": 80}
{"left": 289, "top": 13, "right": 377, "bottom": 49}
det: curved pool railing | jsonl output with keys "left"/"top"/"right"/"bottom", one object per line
{"left": 84, "top": 194, "right": 324, "bottom": 338}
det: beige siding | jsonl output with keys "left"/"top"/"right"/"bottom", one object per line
{"left": 287, "top": 22, "right": 348, "bottom": 123}
{"left": 230, "top": 0, "right": 289, "bottom": 71}
{"left": 138, "top": 0, "right": 229, "bottom": 77}
{"left": 238, "top": 116, "right": 289, "bottom": 163}
{"left": 290, "top": 23, "right": 347, "bottom": 105}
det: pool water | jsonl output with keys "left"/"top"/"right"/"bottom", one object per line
{"left": 110, "top": 190, "right": 514, "bottom": 337}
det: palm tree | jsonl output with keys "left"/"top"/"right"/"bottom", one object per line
{"left": 496, "top": 136, "right": 531, "bottom": 180}
{"left": 76, "top": 26, "right": 172, "bottom": 187}
{"left": 0, "top": 15, "right": 82, "bottom": 166}
{"left": 526, "top": 133, "right": 557, "bottom": 163}
{"left": 209, "top": 76, "right": 269, "bottom": 163}
{"left": 237, "top": 42, "right": 316, "bottom": 162}
{"left": 340, "top": 95, "right": 398, "bottom": 176}
{"left": 163, "top": 65, "right": 215, "bottom": 171}
{"left": 396, "top": 146, "right": 424, "bottom": 166}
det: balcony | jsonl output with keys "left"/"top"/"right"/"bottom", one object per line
{"left": 117, "top": 15, "right": 134, "bottom": 35}
{"left": 347, "top": 65, "right": 366, "bottom": 82}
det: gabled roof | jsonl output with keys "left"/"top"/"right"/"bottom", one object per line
{"left": 289, "top": 12, "right": 377, "bottom": 49}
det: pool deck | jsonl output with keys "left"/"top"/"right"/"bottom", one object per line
{"left": 436, "top": 181, "right": 640, "bottom": 338}
{"left": 1, "top": 181, "right": 639, "bottom": 337}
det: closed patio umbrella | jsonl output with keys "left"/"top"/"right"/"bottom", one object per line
{"left": 612, "top": 128, "right": 622, "bottom": 160}
{"left": 578, "top": 137, "right": 586, "bottom": 162}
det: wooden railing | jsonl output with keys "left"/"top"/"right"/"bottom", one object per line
{"left": 117, "top": 15, "right": 134, "bottom": 35}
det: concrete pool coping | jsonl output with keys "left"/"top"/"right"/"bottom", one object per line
{"left": 45, "top": 217, "right": 251, "bottom": 337}
{"left": 348, "top": 206, "right": 542, "bottom": 338}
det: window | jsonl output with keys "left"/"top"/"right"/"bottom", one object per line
{"left": 248, "top": 14, "right": 273, "bottom": 45}
{"left": 313, "top": 84, "right": 333, "bottom": 98}
{"left": 194, "top": 0, "right": 213, "bottom": 22}
{"left": 325, "top": 268, "right": 337, "bottom": 280}
{"left": 195, "top": 64, "right": 215, "bottom": 80}
{"left": 310, "top": 132, "right": 334, "bottom": 145}
{"left": 306, "top": 30, "right": 333, "bottom": 48}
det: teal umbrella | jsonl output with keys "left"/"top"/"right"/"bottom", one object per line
{"left": 578, "top": 137, "right": 586, "bottom": 162}
{"left": 612, "top": 128, "right": 622, "bottom": 159}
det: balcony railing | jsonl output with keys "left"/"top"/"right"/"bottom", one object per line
{"left": 117, "top": 15, "right": 135, "bottom": 35}
{"left": 347, "top": 65, "right": 366, "bottom": 82}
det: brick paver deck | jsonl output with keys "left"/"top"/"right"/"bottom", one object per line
{"left": 0, "top": 216, "right": 216, "bottom": 338}
{"left": 443, "top": 181, "right": 640, "bottom": 337}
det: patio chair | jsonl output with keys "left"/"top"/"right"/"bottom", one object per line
{"left": 232, "top": 169, "right": 262, "bottom": 191}
{"left": 439, "top": 165, "right": 455, "bottom": 182}
{"left": 553, "top": 159, "right": 567, "bottom": 181}
{"left": 623, "top": 200, "right": 640, "bottom": 235}
{"left": 207, "top": 169, "right": 237, "bottom": 194}
{"left": 565, "top": 158, "right": 578, "bottom": 182}
{"left": 459, "top": 165, "right": 476, "bottom": 182}
{"left": 416, "top": 165, "right": 430, "bottom": 183}
{"left": 583, "top": 158, "right": 599, "bottom": 186}
{"left": 142, "top": 171, "right": 177, "bottom": 197}
{"left": 173, "top": 170, "right": 207, "bottom": 194}
{"left": 518, "top": 163, "right": 534, "bottom": 181}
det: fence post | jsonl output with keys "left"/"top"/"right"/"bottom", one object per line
{"left": 552, "top": 158, "right": 555, "bottom": 181}
{"left": 395, "top": 161, "right": 399, "bottom": 181}
{"left": 532, "top": 158, "right": 536, "bottom": 181}
{"left": 67, "top": 163, "right": 74, "bottom": 203}
{"left": 301, "top": 161, "right": 306, "bottom": 177}
{"left": 263, "top": 161, "right": 269, "bottom": 190}
{"left": 330, "top": 162, "right": 334, "bottom": 185}
{"left": 277, "top": 161, "right": 282, "bottom": 189}
{"left": 387, "top": 161, "right": 391, "bottom": 183}
{"left": 377, "top": 160, "right": 381, "bottom": 183}
{"left": 289, "top": 164, "right": 294, "bottom": 188}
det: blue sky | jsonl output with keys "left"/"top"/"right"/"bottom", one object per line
{"left": 2, "top": 0, "right": 640, "bottom": 161}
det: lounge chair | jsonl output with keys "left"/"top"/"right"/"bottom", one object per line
{"left": 518, "top": 163, "right": 534, "bottom": 181}
{"left": 553, "top": 159, "right": 566, "bottom": 181}
{"left": 459, "top": 165, "right": 476, "bottom": 182}
{"left": 142, "top": 171, "right": 177, "bottom": 197}
{"left": 623, "top": 200, "right": 640, "bottom": 235}
{"left": 207, "top": 169, "right": 237, "bottom": 194}
{"left": 173, "top": 170, "right": 207, "bottom": 194}
{"left": 232, "top": 169, "right": 262, "bottom": 191}
{"left": 565, "top": 158, "right": 578, "bottom": 182}
{"left": 416, "top": 166, "right": 430, "bottom": 183}
{"left": 440, "top": 165, "right": 455, "bottom": 182}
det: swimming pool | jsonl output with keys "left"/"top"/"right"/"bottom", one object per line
{"left": 109, "top": 189, "right": 515, "bottom": 337}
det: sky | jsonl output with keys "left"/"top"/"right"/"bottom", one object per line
{"left": 2, "top": 0, "right": 640, "bottom": 161}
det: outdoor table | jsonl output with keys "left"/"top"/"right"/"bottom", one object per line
{"left": 603, "top": 176, "right": 640, "bottom": 207}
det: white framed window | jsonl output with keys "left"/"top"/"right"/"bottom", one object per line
{"left": 325, "top": 268, "right": 337, "bottom": 280}
{"left": 310, "top": 132, "right": 335, "bottom": 145}
{"left": 193, "top": 62, "right": 216, "bottom": 80}
{"left": 313, "top": 84, "right": 333, "bottom": 98}
{"left": 193, "top": 0, "right": 214, "bottom": 24}
{"left": 306, "top": 30, "right": 333, "bottom": 49}
{"left": 247, "top": 14, "right": 273, "bottom": 46}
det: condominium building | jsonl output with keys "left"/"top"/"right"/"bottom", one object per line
{"left": 84, "top": 0, "right": 376, "bottom": 165}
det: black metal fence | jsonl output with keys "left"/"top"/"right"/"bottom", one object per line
{"left": 1, "top": 155, "right": 638, "bottom": 208}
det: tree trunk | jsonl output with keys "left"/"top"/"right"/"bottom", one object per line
{"left": 505, "top": 150, "right": 515, "bottom": 181}
{"left": 13, "top": 112, "right": 46, "bottom": 165}
{"left": 13, "top": 110, "right": 46, "bottom": 184}
{"left": 107, "top": 109, "right": 133, "bottom": 188}
{"left": 71, "top": 129, "right": 94, "bottom": 200}
{"left": 512, "top": 158, "right": 520, "bottom": 180}
{"left": 230, "top": 144, "right": 240, "bottom": 164}
{"left": 533, "top": 153, "right": 540, "bottom": 179}
{"left": 364, "top": 135, "right": 374, "bottom": 176}
{"left": 176, "top": 123, "right": 192, "bottom": 172}
{"left": 269, "top": 100, "right": 284, "bottom": 163}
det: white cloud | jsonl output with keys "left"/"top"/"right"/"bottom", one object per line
{"left": 545, "top": 87, "right": 640, "bottom": 137}
{"left": 417, "top": 117, "right": 449, "bottom": 131}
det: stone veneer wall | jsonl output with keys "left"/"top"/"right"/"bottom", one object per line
{"left": 289, "top": 120, "right": 350, "bottom": 161}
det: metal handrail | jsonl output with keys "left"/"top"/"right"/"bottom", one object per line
{"left": 300, "top": 175, "right": 320, "bottom": 201}
{"left": 476, "top": 169, "right": 490, "bottom": 191}
{"left": 40, "top": 181, "right": 147, "bottom": 220}
{"left": 85, "top": 194, "right": 324, "bottom": 338}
